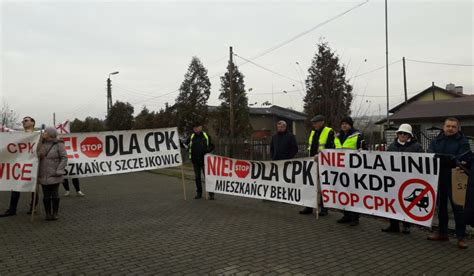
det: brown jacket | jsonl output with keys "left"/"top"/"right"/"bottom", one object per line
{"left": 38, "top": 139, "right": 68, "bottom": 185}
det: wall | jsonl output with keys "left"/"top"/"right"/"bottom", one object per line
{"left": 417, "top": 89, "right": 457, "bottom": 101}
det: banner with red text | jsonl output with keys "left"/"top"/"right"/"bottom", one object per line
{"left": 205, "top": 154, "right": 317, "bottom": 207}
{"left": 0, "top": 132, "right": 41, "bottom": 192}
{"left": 318, "top": 149, "right": 440, "bottom": 227}
{"left": 59, "top": 128, "right": 182, "bottom": 178}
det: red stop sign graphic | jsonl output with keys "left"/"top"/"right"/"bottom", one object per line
{"left": 234, "top": 160, "right": 250, "bottom": 178}
{"left": 80, "top": 137, "right": 103, "bottom": 158}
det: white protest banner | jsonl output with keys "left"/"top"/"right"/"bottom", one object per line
{"left": 0, "top": 132, "right": 41, "bottom": 192}
{"left": 59, "top": 128, "right": 182, "bottom": 178}
{"left": 205, "top": 154, "right": 317, "bottom": 207}
{"left": 318, "top": 149, "right": 440, "bottom": 227}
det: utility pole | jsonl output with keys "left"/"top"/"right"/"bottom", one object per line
{"left": 53, "top": 112, "right": 56, "bottom": 126}
{"left": 229, "top": 46, "right": 235, "bottom": 156}
{"left": 384, "top": 0, "right": 390, "bottom": 130}
{"left": 403, "top": 57, "right": 408, "bottom": 103}
{"left": 107, "top": 77, "right": 112, "bottom": 115}
{"left": 107, "top": 71, "right": 119, "bottom": 116}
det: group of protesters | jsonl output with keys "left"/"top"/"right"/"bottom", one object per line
{"left": 2, "top": 114, "right": 472, "bottom": 250}
{"left": 187, "top": 115, "right": 472, "bottom": 250}
{"left": 0, "top": 116, "right": 85, "bottom": 221}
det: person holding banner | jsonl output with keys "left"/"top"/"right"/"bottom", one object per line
{"left": 38, "top": 127, "right": 68, "bottom": 220}
{"left": 186, "top": 123, "right": 215, "bottom": 200}
{"left": 0, "top": 116, "right": 39, "bottom": 218}
{"left": 381, "top": 123, "right": 423, "bottom": 234}
{"left": 427, "top": 117, "right": 471, "bottom": 249}
{"left": 270, "top": 121, "right": 298, "bottom": 161}
{"left": 300, "top": 115, "right": 335, "bottom": 216}
{"left": 334, "top": 116, "right": 366, "bottom": 226}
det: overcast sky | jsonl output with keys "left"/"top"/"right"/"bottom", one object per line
{"left": 1, "top": 0, "right": 472, "bottom": 126}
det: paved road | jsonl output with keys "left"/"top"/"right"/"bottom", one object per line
{"left": 1, "top": 171, "right": 473, "bottom": 275}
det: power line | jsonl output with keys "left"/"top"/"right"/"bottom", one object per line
{"left": 131, "top": 88, "right": 180, "bottom": 105}
{"left": 115, "top": 85, "right": 159, "bottom": 97}
{"left": 353, "top": 90, "right": 420, "bottom": 98}
{"left": 406, "top": 59, "right": 474, "bottom": 67}
{"left": 251, "top": 88, "right": 304, "bottom": 95}
{"left": 102, "top": 2, "right": 369, "bottom": 108}
{"left": 349, "top": 59, "right": 402, "bottom": 79}
{"left": 234, "top": 53, "right": 300, "bottom": 82}
{"left": 242, "top": 0, "right": 369, "bottom": 64}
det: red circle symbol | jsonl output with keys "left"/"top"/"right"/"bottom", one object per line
{"left": 80, "top": 137, "right": 103, "bottom": 158}
{"left": 234, "top": 160, "right": 250, "bottom": 178}
{"left": 398, "top": 178, "right": 436, "bottom": 222}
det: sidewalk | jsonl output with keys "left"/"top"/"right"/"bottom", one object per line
{"left": 1, "top": 171, "right": 473, "bottom": 274}
{"left": 152, "top": 164, "right": 473, "bottom": 238}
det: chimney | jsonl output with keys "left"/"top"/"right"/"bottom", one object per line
{"left": 455, "top": 86, "right": 463, "bottom": 94}
{"left": 446, "top": 83, "right": 456, "bottom": 91}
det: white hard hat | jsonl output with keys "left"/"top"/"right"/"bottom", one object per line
{"left": 396, "top": 123, "right": 413, "bottom": 136}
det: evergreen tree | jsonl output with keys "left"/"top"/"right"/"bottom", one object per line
{"left": 155, "top": 103, "right": 177, "bottom": 129}
{"left": 70, "top": 117, "right": 106, "bottom": 132}
{"left": 216, "top": 62, "right": 252, "bottom": 139}
{"left": 106, "top": 101, "right": 134, "bottom": 130}
{"left": 303, "top": 41, "right": 353, "bottom": 128}
{"left": 175, "top": 56, "right": 211, "bottom": 136}
{"left": 134, "top": 106, "right": 156, "bottom": 129}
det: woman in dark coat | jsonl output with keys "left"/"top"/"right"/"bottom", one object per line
{"left": 382, "top": 124, "right": 423, "bottom": 233}
{"left": 38, "top": 127, "right": 68, "bottom": 220}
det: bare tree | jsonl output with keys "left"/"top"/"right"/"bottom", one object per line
{"left": 0, "top": 101, "right": 19, "bottom": 130}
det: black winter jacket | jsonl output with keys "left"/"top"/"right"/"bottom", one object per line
{"left": 428, "top": 131, "right": 471, "bottom": 185}
{"left": 387, "top": 139, "right": 423, "bottom": 153}
{"left": 185, "top": 132, "right": 215, "bottom": 164}
{"left": 270, "top": 131, "right": 298, "bottom": 161}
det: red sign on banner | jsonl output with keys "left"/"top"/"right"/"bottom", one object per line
{"left": 80, "top": 137, "right": 103, "bottom": 158}
{"left": 235, "top": 160, "right": 250, "bottom": 178}
{"left": 62, "top": 137, "right": 80, "bottom": 159}
{"left": 398, "top": 178, "right": 436, "bottom": 222}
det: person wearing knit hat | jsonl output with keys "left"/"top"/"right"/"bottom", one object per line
{"left": 340, "top": 116, "right": 354, "bottom": 128}
{"left": 37, "top": 126, "right": 68, "bottom": 220}
{"left": 334, "top": 116, "right": 366, "bottom": 226}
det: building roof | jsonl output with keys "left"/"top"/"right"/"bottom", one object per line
{"left": 209, "top": 105, "right": 307, "bottom": 121}
{"left": 249, "top": 105, "right": 307, "bottom": 121}
{"left": 389, "top": 84, "right": 464, "bottom": 113}
{"left": 377, "top": 95, "right": 474, "bottom": 124}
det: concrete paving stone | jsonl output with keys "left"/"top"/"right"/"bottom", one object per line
{"left": 1, "top": 172, "right": 474, "bottom": 275}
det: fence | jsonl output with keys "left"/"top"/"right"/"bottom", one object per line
{"left": 211, "top": 134, "right": 474, "bottom": 162}
{"left": 381, "top": 130, "right": 474, "bottom": 152}
{"left": 212, "top": 139, "right": 309, "bottom": 161}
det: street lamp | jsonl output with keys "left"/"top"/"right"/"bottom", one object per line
{"left": 107, "top": 71, "right": 119, "bottom": 115}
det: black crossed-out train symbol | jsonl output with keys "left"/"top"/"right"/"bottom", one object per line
{"left": 404, "top": 188, "right": 430, "bottom": 213}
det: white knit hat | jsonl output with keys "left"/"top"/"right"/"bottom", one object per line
{"left": 396, "top": 124, "right": 413, "bottom": 137}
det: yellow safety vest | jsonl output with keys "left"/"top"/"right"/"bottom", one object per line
{"left": 189, "top": 132, "right": 209, "bottom": 159}
{"left": 307, "top": 126, "right": 333, "bottom": 152}
{"left": 335, "top": 132, "right": 360, "bottom": 149}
